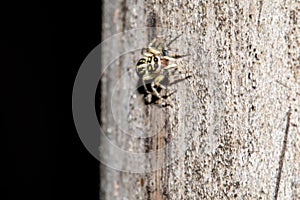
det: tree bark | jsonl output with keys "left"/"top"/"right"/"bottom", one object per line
{"left": 100, "top": 0, "right": 300, "bottom": 199}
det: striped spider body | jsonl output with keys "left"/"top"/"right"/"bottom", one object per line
{"left": 136, "top": 36, "right": 190, "bottom": 106}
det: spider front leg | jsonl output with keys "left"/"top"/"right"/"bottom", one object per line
{"left": 142, "top": 37, "right": 164, "bottom": 57}
{"left": 163, "top": 62, "right": 193, "bottom": 86}
{"left": 162, "top": 56, "right": 177, "bottom": 62}
{"left": 148, "top": 37, "right": 165, "bottom": 49}
{"left": 163, "top": 62, "right": 191, "bottom": 77}
{"left": 163, "top": 63, "right": 178, "bottom": 71}
{"left": 141, "top": 47, "right": 161, "bottom": 57}
{"left": 168, "top": 69, "right": 193, "bottom": 86}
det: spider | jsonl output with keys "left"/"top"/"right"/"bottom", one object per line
{"left": 135, "top": 35, "right": 191, "bottom": 106}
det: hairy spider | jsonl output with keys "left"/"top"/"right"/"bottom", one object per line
{"left": 136, "top": 35, "right": 190, "bottom": 106}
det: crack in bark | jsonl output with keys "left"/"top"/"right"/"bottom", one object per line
{"left": 274, "top": 109, "right": 291, "bottom": 200}
{"left": 257, "top": 0, "right": 263, "bottom": 31}
{"left": 275, "top": 80, "right": 300, "bottom": 97}
{"left": 121, "top": 0, "right": 127, "bottom": 32}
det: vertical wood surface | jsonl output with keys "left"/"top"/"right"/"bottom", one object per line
{"left": 100, "top": 0, "right": 300, "bottom": 199}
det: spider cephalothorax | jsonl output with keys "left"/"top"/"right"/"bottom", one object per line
{"left": 136, "top": 36, "right": 190, "bottom": 106}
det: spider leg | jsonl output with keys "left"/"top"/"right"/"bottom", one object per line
{"left": 162, "top": 56, "right": 177, "bottom": 62}
{"left": 142, "top": 76, "right": 151, "bottom": 94}
{"left": 141, "top": 48, "right": 154, "bottom": 57}
{"left": 148, "top": 47, "right": 161, "bottom": 55}
{"left": 141, "top": 47, "right": 161, "bottom": 57}
{"left": 163, "top": 62, "right": 192, "bottom": 77}
{"left": 148, "top": 36, "right": 164, "bottom": 48}
{"left": 163, "top": 63, "right": 178, "bottom": 70}
{"left": 148, "top": 38, "right": 157, "bottom": 47}
{"left": 172, "top": 54, "right": 190, "bottom": 59}
{"left": 160, "top": 83, "right": 177, "bottom": 98}
{"left": 168, "top": 71, "right": 193, "bottom": 85}
{"left": 151, "top": 75, "right": 174, "bottom": 107}
{"left": 152, "top": 81, "right": 176, "bottom": 97}
{"left": 163, "top": 53, "right": 190, "bottom": 60}
{"left": 166, "top": 33, "right": 183, "bottom": 48}
{"left": 150, "top": 75, "right": 164, "bottom": 99}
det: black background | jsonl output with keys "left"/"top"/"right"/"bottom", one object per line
{"left": 3, "top": 1, "right": 101, "bottom": 199}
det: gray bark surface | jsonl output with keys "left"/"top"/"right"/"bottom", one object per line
{"left": 100, "top": 0, "right": 300, "bottom": 199}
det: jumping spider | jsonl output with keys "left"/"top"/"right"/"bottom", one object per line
{"left": 136, "top": 35, "right": 191, "bottom": 106}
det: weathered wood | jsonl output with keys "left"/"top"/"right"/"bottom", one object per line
{"left": 100, "top": 0, "right": 300, "bottom": 199}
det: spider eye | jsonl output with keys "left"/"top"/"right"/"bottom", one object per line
{"left": 154, "top": 57, "right": 158, "bottom": 62}
{"left": 163, "top": 50, "right": 168, "bottom": 56}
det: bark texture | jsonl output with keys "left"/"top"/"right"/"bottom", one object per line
{"left": 100, "top": 0, "right": 299, "bottom": 199}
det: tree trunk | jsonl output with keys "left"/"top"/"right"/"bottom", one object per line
{"left": 100, "top": 0, "right": 300, "bottom": 199}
